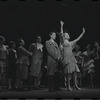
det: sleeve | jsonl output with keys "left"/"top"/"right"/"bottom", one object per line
{"left": 20, "top": 47, "right": 32, "bottom": 56}
{"left": 45, "top": 41, "right": 58, "bottom": 60}
{"left": 29, "top": 44, "right": 35, "bottom": 53}
{"left": 59, "top": 33, "right": 64, "bottom": 45}
{"left": 14, "top": 50, "right": 17, "bottom": 59}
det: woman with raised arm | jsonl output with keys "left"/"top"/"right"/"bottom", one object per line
{"left": 59, "top": 20, "right": 85, "bottom": 91}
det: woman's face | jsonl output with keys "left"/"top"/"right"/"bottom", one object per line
{"left": 64, "top": 32, "right": 70, "bottom": 40}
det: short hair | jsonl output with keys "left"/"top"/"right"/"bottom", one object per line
{"left": 0, "top": 36, "right": 5, "bottom": 43}
{"left": 35, "top": 35, "right": 41, "bottom": 40}
{"left": 9, "top": 41, "right": 15, "bottom": 48}
{"left": 49, "top": 32, "right": 55, "bottom": 36}
{"left": 17, "top": 38, "right": 23, "bottom": 44}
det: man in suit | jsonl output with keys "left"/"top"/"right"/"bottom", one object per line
{"left": 45, "top": 32, "right": 61, "bottom": 92}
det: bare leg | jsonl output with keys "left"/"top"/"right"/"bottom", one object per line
{"left": 73, "top": 72, "right": 81, "bottom": 90}
{"left": 67, "top": 74, "right": 72, "bottom": 91}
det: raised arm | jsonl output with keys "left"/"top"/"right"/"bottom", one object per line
{"left": 71, "top": 27, "right": 85, "bottom": 45}
{"left": 60, "top": 20, "right": 64, "bottom": 34}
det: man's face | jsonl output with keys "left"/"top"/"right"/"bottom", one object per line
{"left": 51, "top": 32, "right": 56, "bottom": 40}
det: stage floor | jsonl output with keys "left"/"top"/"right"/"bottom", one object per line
{"left": 0, "top": 88, "right": 100, "bottom": 99}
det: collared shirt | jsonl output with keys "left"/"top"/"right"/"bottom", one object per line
{"left": 37, "top": 43, "right": 43, "bottom": 52}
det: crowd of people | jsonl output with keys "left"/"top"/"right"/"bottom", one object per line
{"left": 0, "top": 21, "right": 100, "bottom": 92}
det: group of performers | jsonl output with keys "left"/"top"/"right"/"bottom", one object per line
{"left": 46, "top": 21, "right": 100, "bottom": 91}
{"left": 0, "top": 20, "right": 100, "bottom": 92}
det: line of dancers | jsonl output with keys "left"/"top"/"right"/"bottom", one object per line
{"left": 0, "top": 21, "right": 100, "bottom": 92}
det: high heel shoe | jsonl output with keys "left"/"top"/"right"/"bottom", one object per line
{"left": 74, "top": 86, "right": 81, "bottom": 90}
{"left": 67, "top": 87, "right": 72, "bottom": 91}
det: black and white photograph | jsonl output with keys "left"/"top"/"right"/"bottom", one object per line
{"left": 0, "top": 0, "right": 100, "bottom": 99}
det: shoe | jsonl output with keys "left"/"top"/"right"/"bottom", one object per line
{"left": 8, "top": 87, "right": 12, "bottom": 90}
{"left": 48, "top": 89, "right": 55, "bottom": 92}
{"left": 28, "top": 87, "right": 33, "bottom": 91}
{"left": 67, "top": 87, "right": 72, "bottom": 91}
{"left": 55, "top": 88, "right": 62, "bottom": 91}
{"left": 74, "top": 86, "right": 81, "bottom": 90}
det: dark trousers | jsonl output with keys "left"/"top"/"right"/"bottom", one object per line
{"left": 48, "top": 72, "right": 61, "bottom": 91}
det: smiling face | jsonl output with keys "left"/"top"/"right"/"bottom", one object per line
{"left": 64, "top": 32, "right": 70, "bottom": 40}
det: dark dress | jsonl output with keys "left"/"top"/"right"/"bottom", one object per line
{"left": 8, "top": 49, "right": 17, "bottom": 79}
{"left": 16, "top": 46, "right": 31, "bottom": 80}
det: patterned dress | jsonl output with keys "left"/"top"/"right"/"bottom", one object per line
{"left": 29, "top": 43, "right": 43, "bottom": 77}
{"left": 83, "top": 51, "right": 95, "bottom": 74}
{"left": 0, "top": 45, "right": 8, "bottom": 75}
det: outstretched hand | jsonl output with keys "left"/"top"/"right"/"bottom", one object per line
{"left": 60, "top": 20, "right": 64, "bottom": 26}
{"left": 82, "top": 27, "right": 85, "bottom": 34}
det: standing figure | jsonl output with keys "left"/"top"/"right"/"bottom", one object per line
{"left": 93, "top": 42, "right": 100, "bottom": 87}
{"left": 74, "top": 45, "right": 83, "bottom": 87}
{"left": 45, "top": 32, "right": 61, "bottom": 92}
{"left": 83, "top": 44, "right": 95, "bottom": 88}
{"left": 16, "top": 38, "right": 32, "bottom": 91}
{"left": 93, "top": 42, "right": 100, "bottom": 60}
{"left": 60, "top": 20, "right": 85, "bottom": 91}
{"left": 29, "top": 36, "right": 43, "bottom": 90}
{"left": 8, "top": 41, "right": 17, "bottom": 90}
{"left": 0, "top": 36, "right": 8, "bottom": 91}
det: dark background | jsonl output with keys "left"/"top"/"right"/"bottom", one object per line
{"left": 0, "top": 0, "right": 100, "bottom": 48}
{"left": 0, "top": 0, "right": 100, "bottom": 87}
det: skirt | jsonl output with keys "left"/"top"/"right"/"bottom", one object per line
{"left": 0, "top": 60, "right": 7, "bottom": 74}
{"left": 16, "top": 64, "right": 28, "bottom": 80}
{"left": 63, "top": 55, "right": 80, "bottom": 74}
